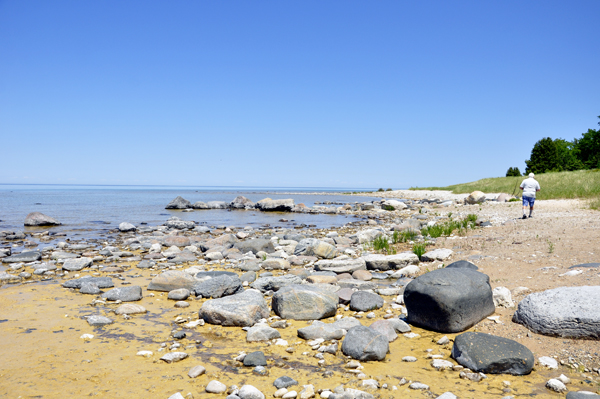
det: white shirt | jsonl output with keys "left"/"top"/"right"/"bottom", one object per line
{"left": 520, "top": 178, "right": 540, "bottom": 198}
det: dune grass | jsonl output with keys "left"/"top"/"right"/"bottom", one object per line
{"left": 412, "top": 169, "right": 600, "bottom": 202}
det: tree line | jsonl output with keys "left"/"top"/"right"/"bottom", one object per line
{"left": 506, "top": 115, "right": 600, "bottom": 176}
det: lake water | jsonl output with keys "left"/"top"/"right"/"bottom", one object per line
{"left": 0, "top": 185, "right": 383, "bottom": 239}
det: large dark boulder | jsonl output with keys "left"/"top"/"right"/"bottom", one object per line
{"left": 512, "top": 286, "right": 600, "bottom": 338}
{"left": 341, "top": 325, "right": 388, "bottom": 361}
{"left": 404, "top": 268, "right": 495, "bottom": 333}
{"left": 271, "top": 284, "right": 338, "bottom": 320}
{"left": 24, "top": 212, "right": 61, "bottom": 226}
{"left": 451, "top": 332, "right": 534, "bottom": 375}
{"left": 165, "top": 196, "right": 191, "bottom": 209}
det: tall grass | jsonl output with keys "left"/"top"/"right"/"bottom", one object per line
{"left": 421, "top": 214, "right": 477, "bottom": 238}
{"left": 412, "top": 169, "right": 600, "bottom": 201}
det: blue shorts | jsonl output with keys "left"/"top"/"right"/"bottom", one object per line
{"left": 522, "top": 196, "right": 535, "bottom": 207}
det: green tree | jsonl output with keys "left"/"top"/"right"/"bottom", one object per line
{"left": 525, "top": 137, "right": 560, "bottom": 174}
{"left": 505, "top": 167, "right": 522, "bottom": 177}
{"left": 554, "top": 138, "right": 584, "bottom": 171}
{"left": 574, "top": 116, "right": 600, "bottom": 169}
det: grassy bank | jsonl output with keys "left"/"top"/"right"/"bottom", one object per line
{"left": 412, "top": 169, "right": 600, "bottom": 204}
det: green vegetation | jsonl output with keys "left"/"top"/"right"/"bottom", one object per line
{"left": 420, "top": 214, "right": 478, "bottom": 238}
{"left": 413, "top": 169, "right": 600, "bottom": 201}
{"left": 366, "top": 236, "right": 397, "bottom": 255}
{"left": 506, "top": 167, "right": 522, "bottom": 177}
{"left": 525, "top": 116, "right": 600, "bottom": 173}
{"left": 412, "top": 243, "right": 427, "bottom": 260}
{"left": 392, "top": 230, "right": 417, "bottom": 244}
{"left": 382, "top": 204, "right": 395, "bottom": 211}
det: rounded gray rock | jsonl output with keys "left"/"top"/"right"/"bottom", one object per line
{"left": 451, "top": 332, "right": 534, "bottom": 375}
{"left": 349, "top": 291, "right": 384, "bottom": 312}
{"left": 341, "top": 325, "right": 389, "bottom": 361}
{"left": 512, "top": 286, "right": 600, "bottom": 338}
{"left": 271, "top": 284, "right": 338, "bottom": 320}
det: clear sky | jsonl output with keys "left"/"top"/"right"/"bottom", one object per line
{"left": 1, "top": 1, "right": 598, "bottom": 189}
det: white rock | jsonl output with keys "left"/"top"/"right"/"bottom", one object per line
{"left": 403, "top": 333, "right": 420, "bottom": 339}
{"left": 437, "top": 336, "right": 450, "bottom": 345}
{"left": 402, "top": 356, "right": 417, "bottom": 362}
{"left": 282, "top": 391, "right": 298, "bottom": 399}
{"left": 409, "top": 382, "right": 429, "bottom": 390}
{"left": 559, "top": 270, "right": 583, "bottom": 277}
{"left": 238, "top": 384, "right": 265, "bottom": 399}
{"left": 299, "top": 385, "right": 315, "bottom": 399}
{"left": 205, "top": 380, "right": 227, "bottom": 393}
{"left": 136, "top": 350, "right": 153, "bottom": 357}
{"left": 160, "top": 352, "right": 188, "bottom": 363}
{"left": 361, "top": 379, "right": 379, "bottom": 389}
{"left": 80, "top": 334, "right": 94, "bottom": 340}
{"left": 431, "top": 359, "right": 454, "bottom": 370}
{"left": 188, "top": 365, "right": 206, "bottom": 378}
{"left": 167, "top": 393, "right": 185, "bottom": 399}
{"left": 396, "top": 265, "right": 420, "bottom": 277}
{"left": 493, "top": 286, "right": 515, "bottom": 307}
{"left": 546, "top": 379, "right": 567, "bottom": 393}
{"left": 274, "top": 388, "right": 288, "bottom": 398}
{"left": 557, "top": 374, "right": 571, "bottom": 384}
{"left": 437, "top": 393, "right": 457, "bottom": 399}
{"left": 538, "top": 356, "right": 558, "bottom": 369}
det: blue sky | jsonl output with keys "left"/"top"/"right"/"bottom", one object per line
{"left": 1, "top": 1, "right": 598, "bottom": 189}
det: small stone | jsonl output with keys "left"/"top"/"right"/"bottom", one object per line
{"left": 546, "top": 379, "right": 567, "bottom": 393}
{"left": 408, "top": 382, "right": 429, "bottom": 390}
{"left": 402, "top": 356, "right": 417, "bottom": 362}
{"left": 538, "top": 356, "right": 558, "bottom": 369}
{"left": 437, "top": 336, "right": 450, "bottom": 345}
{"left": 206, "top": 380, "right": 227, "bottom": 394}
{"left": 160, "top": 352, "right": 188, "bottom": 363}
{"left": 136, "top": 350, "right": 153, "bottom": 357}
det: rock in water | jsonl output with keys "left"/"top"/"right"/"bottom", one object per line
{"left": 512, "top": 286, "right": 600, "bottom": 338}
{"left": 341, "top": 325, "right": 388, "bottom": 361}
{"left": 165, "top": 196, "right": 191, "bottom": 209}
{"left": 24, "top": 212, "right": 61, "bottom": 226}
{"left": 199, "top": 289, "right": 270, "bottom": 326}
{"left": 271, "top": 285, "right": 338, "bottom": 320}
{"left": 255, "top": 198, "right": 294, "bottom": 212}
{"left": 451, "top": 332, "right": 534, "bottom": 375}
{"left": 118, "top": 222, "right": 136, "bottom": 232}
{"left": 404, "top": 268, "right": 495, "bottom": 333}
{"left": 230, "top": 196, "right": 255, "bottom": 210}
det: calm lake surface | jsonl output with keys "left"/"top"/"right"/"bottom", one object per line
{"left": 0, "top": 185, "right": 384, "bottom": 238}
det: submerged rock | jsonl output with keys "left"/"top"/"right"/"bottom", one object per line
{"left": 24, "top": 212, "right": 61, "bottom": 226}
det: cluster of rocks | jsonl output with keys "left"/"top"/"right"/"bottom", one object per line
{"left": 2, "top": 194, "right": 599, "bottom": 398}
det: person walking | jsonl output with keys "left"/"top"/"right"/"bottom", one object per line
{"left": 520, "top": 173, "right": 541, "bottom": 219}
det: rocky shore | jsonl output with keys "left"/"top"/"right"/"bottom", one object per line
{"left": 1, "top": 192, "right": 599, "bottom": 398}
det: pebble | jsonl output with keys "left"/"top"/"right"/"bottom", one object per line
{"left": 546, "top": 378, "right": 567, "bottom": 393}
{"left": 160, "top": 352, "right": 188, "bottom": 363}
{"left": 409, "top": 382, "right": 429, "bottom": 390}
{"left": 206, "top": 380, "right": 227, "bottom": 394}
{"left": 136, "top": 350, "right": 153, "bottom": 357}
